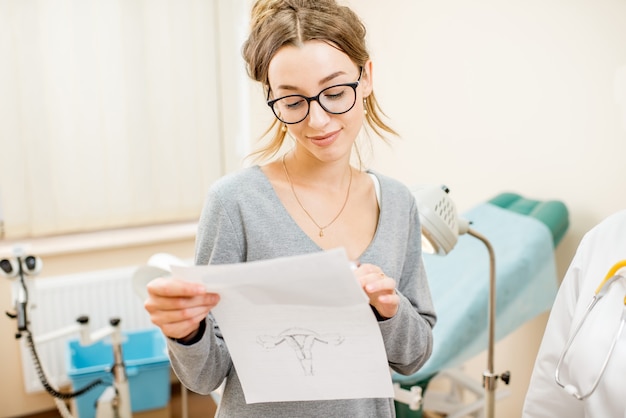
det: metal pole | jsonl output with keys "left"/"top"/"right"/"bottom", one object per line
{"left": 109, "top": 319, "right": 132, "bottom": 418}
{"left": 468, "top": 228, "right": 496, "bottom": 418}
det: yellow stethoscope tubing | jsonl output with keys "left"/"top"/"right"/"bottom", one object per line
{"left": 555, "top": 260, "right": 626, "bottom": 400}
{"left": 595, "top": 260, "right": 626, "bottom": 303}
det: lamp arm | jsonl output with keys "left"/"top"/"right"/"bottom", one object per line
{"left": 467, "top": 227, "right": 497, "bottom": 418}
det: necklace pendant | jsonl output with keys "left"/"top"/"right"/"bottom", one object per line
{"left": 282, "top": 154, "right": 351, "bottom": 242}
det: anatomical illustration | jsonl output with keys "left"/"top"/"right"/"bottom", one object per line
{"left": 257, "top": 327, "right": 344, "bottom": 375}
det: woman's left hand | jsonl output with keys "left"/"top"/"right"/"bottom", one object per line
{"left": 354, "top": 263, "right": 399, "bottom": 319}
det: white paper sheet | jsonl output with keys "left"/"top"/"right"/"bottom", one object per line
{"left": 171, "top": 248, "right": 394, "bottom": 404}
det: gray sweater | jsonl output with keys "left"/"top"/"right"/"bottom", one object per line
{"left": 167, "top": 166, "right": 436, "bottom": 417}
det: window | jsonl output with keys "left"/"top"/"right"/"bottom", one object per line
{"left": 0, "top": 0, "right": 251, "bottom": 240}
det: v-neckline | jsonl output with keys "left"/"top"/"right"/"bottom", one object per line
{"left": 254, "top": 165, "right": 381, "bottom": 261}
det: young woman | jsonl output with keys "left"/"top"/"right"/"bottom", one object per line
{"left": 144, "top": 1, "right": 436, "bottom": 416}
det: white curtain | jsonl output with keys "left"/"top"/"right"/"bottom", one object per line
{"left": 0, "top": 0, "right": 232, "bottom": 239}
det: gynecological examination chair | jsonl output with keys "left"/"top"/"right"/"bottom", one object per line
{"left": 393, "top": 191, "right": 569, "bottom": 418}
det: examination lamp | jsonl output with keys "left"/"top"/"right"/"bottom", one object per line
{"left": 413, "top": 185, "right": 507, "bottom": 418}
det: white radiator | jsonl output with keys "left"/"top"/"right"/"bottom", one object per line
{"left": 18, "top": 265, "right": 157, "bottom": 393}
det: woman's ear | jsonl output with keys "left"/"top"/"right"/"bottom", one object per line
{"left": 361, "top": 60, "right": 374, "bottom": 97}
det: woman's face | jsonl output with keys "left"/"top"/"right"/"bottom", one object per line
{"left": 267, "top": 40, "right": 372, "bottom": 164}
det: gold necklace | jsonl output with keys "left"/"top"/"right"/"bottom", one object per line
{"left": 282, "top": 154, "right": 352, "bottom": 237}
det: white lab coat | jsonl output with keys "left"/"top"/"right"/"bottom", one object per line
{"left": 523, "top": 209, "right": 626, "bottom": 418}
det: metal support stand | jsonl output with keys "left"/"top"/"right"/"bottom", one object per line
{"left": 2, "top": 246, "right": 132, "bottom": 418}
{"left": 467, "top": 228, "right": 510, "bottom": 418}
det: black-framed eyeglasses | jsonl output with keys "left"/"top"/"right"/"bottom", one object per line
{"left": 266, "top": 67, "right": 363, "bottom": 125}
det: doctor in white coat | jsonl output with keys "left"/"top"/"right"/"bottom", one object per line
{"left": 523, "top": 209, "right": 626, "bottom": 417}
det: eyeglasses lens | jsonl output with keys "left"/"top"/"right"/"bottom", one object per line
{"left": 272, "top": 84, "right": 357, "bottom": 124}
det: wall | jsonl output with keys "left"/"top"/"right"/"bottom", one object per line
{"left": 347, "top": 0, "right": 626, "bottom": 416}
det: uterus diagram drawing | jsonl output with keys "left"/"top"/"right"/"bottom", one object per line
{"left": 257, "top": 327, "right": 344, "bottom": 376}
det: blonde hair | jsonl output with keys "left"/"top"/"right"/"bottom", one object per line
{"left": 242, "top": 0, "right": 397, "bottom": 163}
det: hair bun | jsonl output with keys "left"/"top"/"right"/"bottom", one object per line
{"left": 249, "top": 0, "right": 335, "bottom": 31}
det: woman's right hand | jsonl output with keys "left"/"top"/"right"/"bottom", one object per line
{"left": 144, "top": 277, "right": 220, "bottom": 341}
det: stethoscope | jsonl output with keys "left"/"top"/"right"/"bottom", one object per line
{"left": 555, "top": 260, "right": 626, "bottom": 400}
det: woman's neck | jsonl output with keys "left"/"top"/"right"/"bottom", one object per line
{"left": 284, "top": 150, "right": 353, "bottom": 190}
